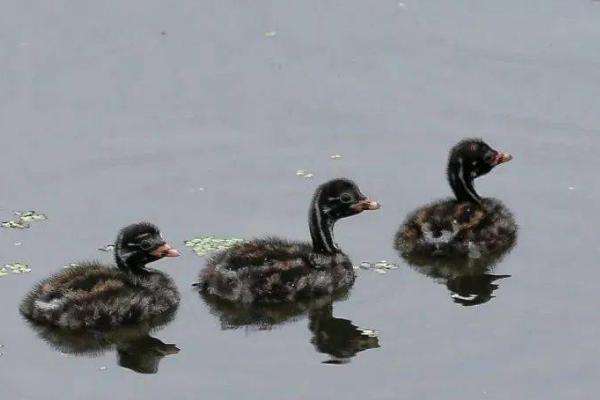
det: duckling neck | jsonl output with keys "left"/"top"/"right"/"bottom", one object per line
{"left": 309, "top": 197, "right": 338, "bottom": 255}
{"left": 114, "top": 238, "right": 146, "bottom": 273}
{"left": 115, "top": 252, "right": 147, "bottom": 273}
{"left": 448, "top": 158, "right": 482, "bottom": 205}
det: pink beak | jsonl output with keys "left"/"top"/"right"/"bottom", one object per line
{"left": 351, "top": 199, "right": 381, "bottom": 212}
{"left": 150, "top": 243, "right": 180, "bottom": 258}
{"left": 494, "top": 152, "right": 513, "bottom": 165}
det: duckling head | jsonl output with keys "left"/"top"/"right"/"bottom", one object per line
{"left": 447, "top": 139, "right": 512, "bottom": 203}
{"left": 312, "top": 178, "right": 381, "bottom": 222}
{"left": 308, "top": 178, "right": 380, "bottom": 254}
{"left": 115, "top": 222, "right": 180, "bottom": 271}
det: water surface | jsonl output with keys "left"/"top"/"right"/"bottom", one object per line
{"left": 1, "top": 1, "right": 600, "bottom": 399}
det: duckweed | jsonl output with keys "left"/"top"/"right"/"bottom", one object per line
{"left": 296, "top": 169, "right": 314, "bottom": 179}
{"left": 185, "top": 236, "right": 245, "bottom": 257}
{"left": 16, "top": 211, "right": 48, "bottom": 222}
{"left": 0, "top": 262, "right": 31, "bottom": 277}
{"left": 355, "top": 260, "right": 399, "bottom": 274}
{"left": 1, "top": 210, "right": 47, "bottom": 229}
{"left": 1, "top": 220, "right": 29, "bottom": 229}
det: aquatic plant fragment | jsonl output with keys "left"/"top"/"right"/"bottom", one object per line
{"left": 1, "top": 210, "right": 47, "bottom": 229}
{"left": 355, "top": 260, "right": 399, "bottom": 274}
{"left": 184, "top": 236, "right": 245, "bottom": 257}
{"left": 0, "top": 262, "right": 31, "bottom": 277}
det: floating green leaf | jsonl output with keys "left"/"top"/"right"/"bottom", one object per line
{"left": 15, "top": 211, "right": 48, "bottom": 222}
{"left": 355, "top": 260, "right": 399, "bottom": 274}
{"left": 0, "top": 262, "right": 31, "bottom": 277}
{"left": 184, "top": 236, "right": 245, "bottom": 257}
{"left": 1, "top": 220, "right": 29, "bottom": 229}
{"left": 296, "top": 169, "right": 314, "bottom": 179}
{"left": 1, "top": 210, "right": 47, "bottom": 229}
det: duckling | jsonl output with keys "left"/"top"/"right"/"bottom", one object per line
{"left": 395, "top": 139, "right": 517, "bottom": 257}
{"left": 198, "top": 178, "right": 380, "bottom": 303}
{"left": 20, "top": 222, "right": 180, "bottom": 329}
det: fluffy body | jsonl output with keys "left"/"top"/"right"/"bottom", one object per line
{"left": 20, "top": 262, "right": 180, "bottom": 329}
{"left": 199, "top": 238, "right": 355, "bottom": 304}
{"left": 395, "top": 197, "right": 517, "bottom": 257}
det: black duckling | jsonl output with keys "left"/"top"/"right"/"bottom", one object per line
{"left": 20, "top": 222, "right": 180, "bottom": 329}
{"left": 395, "top": 139, "right": 517, "bottom": 257}
{"left": 198, "top": 178, "right": 380, "bottom": 303}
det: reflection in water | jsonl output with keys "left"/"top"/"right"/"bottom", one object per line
{"left": 399, "top": 237, "right": 516, "bottom": 306}
{"left": 308, "top": 302, "right": 379, "bottom": 364}
{"left": 201, "top": 292, "right": 379, "bottom": 364}
{"left": 24, "top": 311, "right": 178, "bottom": 374}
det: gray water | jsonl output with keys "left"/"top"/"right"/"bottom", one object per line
{"left": 1, "top": 1, "right": 600, "bottom": 399}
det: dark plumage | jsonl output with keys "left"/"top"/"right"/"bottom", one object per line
{"left": 198, "top": 178, "right": 380, "bottom": 303}
{"left": 395, "top": 139, "right": 517, "bottom": 257}
{"left": 20, "top": 222, "right": 181, "bottom": 329}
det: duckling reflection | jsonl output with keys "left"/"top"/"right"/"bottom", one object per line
{"left": 201, "top": 292, "right": 379, "bottom": 363}
{"left": 24, "top": 312, "right": 178, "bottom": 374}
{"left": 400, "top": 240, "right": 515, "bottom": 306}
{"left": 308, "top": 302, "right": 379, "bottom": 364}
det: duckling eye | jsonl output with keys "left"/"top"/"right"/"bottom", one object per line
{"left": 483, "top": 152, "right": 495, "bottom": 164}
{"left": 340, "top": 193, "right": 354, "bottom": 203}
{"left": 139, "top": 239, "right": 153, "bottom": 251}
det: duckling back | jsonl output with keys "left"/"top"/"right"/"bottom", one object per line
{"left": 20, "top": 263, "right": 180, "bottom": 329}
{"left": 395, "top": 198, "right": 517, "bottom": 257}
{"left": 198, "top": 238, "right": 355, "bottom": 304}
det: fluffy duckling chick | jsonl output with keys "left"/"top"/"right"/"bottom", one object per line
{"left": 395, "top": 139, "right": 517, "bottom": 257}
{"left": 198, "top": 178, "right": 380, "bottom": 303}
{"left": 20, "top": 222, "right": 180, "bottom": 329}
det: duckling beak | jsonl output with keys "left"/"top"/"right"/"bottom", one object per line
{"left": 351, "top": 199, "right": 381, "bottom": 212}
{"left": 151, "top": 243, "right": 180, "bottom": 258}
{"left": 494, "top": 152, "right": 513, "bottom": 165}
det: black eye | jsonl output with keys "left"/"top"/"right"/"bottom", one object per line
{"left": 139, "top": 239, "right": 152, "bottom": 251}
{"left": 483, "top": 152, "right": 495, "bottom": 164}
{"left": 340, "top": 193, "right": 354, "bottom": 203}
